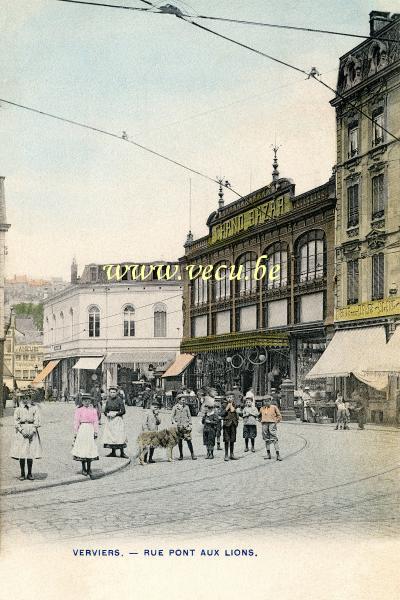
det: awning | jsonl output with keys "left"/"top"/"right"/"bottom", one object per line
{"left": 363, "top": 326, "right": 400, "bottom": 373}
{"left": 3, "top": 363, "right": 13, "bottom": 377}
{"left": 162, "top": 354, "right": 195, "bottom": 378}
{"left": 32, "top": 360, "right": 60, "bottom": 384}
{"left": 104, "top": 351, "right": 176, "bottom": 365}
{"left": 73, "top": 356, "right": 104, "bottom": 370}
{"left": 306, "top": 326, "right": 387, "bottom": 379}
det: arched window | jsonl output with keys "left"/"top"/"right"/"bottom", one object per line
{"left": 236, "top": 252, "right": 257, "bottom": 295}
{"left": 69, "top": 308, "right": 74, "bottom": 340}
{"left": 192, "top": 276, "right": 208, "bottom": 306}
{"left": 154, "top": 302, "right": 167, "bottom": 337}
{"left": 123, "top": 305, "right": 135, "bottom": 337}
{"left": 59, "top": 311, "right": 64, "bottom": 341}
{"left": 213, "top": 262, "right": 231, "bottom": 301}
{"left": 52, "top": 314, "right": 56, "bottom": 344}
{"left": 296, "top": 231, "right": 325, "bottom": 283}
{"left": 264, "top": 243, "right": 288, "bottom": 290}
{"left": 88, "top": 305, "right": 100, "bottom": 338}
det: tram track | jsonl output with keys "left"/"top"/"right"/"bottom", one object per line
{"left": 0, "top": 431, "right": 309, "bottom": 513}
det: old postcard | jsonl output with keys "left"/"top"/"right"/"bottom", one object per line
{"left": 1, "top": 1, "right": 399, "bottom": 599}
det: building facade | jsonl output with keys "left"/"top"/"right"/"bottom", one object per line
{"left": 40, "top": 261, "right": 183, "bottom": 397}
{"left": 3, "top": 316, "right": 44, "bottom": 389}
{"left": 180, "top": 168, "right": 336, "bottom": 397}
{"left": 326, "top": 11, "right": 400, "bottom": 423}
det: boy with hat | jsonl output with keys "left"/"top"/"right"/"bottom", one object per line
{"left": 201, "top": 397, "right": 220, "bottom": 459}
{"left": 171, "top": 394, "right": 197, "bottom": 460}
{"left": 259, "top": 396, "right": 282, "bottom": 461}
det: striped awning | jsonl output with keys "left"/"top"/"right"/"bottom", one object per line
{"left": 32, "top": 360, "right": 60, "bottom": 384}
{"left": 162, "top": 354, "right": 195, "bottom": 378}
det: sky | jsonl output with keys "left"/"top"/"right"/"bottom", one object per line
{"left": 1, "top": 0, "right": 399, "bottom": 279}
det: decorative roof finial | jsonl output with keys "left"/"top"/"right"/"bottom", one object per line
{"left": 271, "top": 143, "right": 281, "bottom": 187}
{"left": 217, "top": 177, "right": 231, "bottom": 210}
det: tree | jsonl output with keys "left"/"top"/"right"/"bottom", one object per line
{"left": 13, "top": 303, "right": 44, "bottom": 331}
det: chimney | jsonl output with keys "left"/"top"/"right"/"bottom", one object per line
{"left": 71, "top": 257, "right": 78, "bottom": 284}
{"left": 369, "top": 11, "right": 391, "bottom": 36}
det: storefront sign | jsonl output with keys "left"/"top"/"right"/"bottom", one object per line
{"left": 335, "top": 296, "right": 400, "bottom": 322}
{"left": 210, "top": 193, "right": 293, "bottom": 245}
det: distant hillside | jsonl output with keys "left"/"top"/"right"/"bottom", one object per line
{"left": 13, "top": 303, "right": 44, "bottom": 331}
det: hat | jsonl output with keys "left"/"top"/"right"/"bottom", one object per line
{"left": 203, "top": 396, "right": 215, "bottom": 408}
{"left": 108, "top": 386, "right": 118, "bottom": 391}
{"left": 304, "top": 386, "right": 310, "bottom": 391}
{"left": 225, "top": 391, "right": 234, "bottom": 396}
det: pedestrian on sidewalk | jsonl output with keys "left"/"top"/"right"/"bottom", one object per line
{"left": 141, "top": 403, "right": 161, "bottom": 463}
{"left": 354, "top": 401, "right": 367, "bottom": 430}
{"left": 222, "top": 392, "right": 239, "bottom": 461}
{"left": 72, "top": 395, "right": 99, "bottom": 479}
{"left": 242, "top": 397, "right": 258, "bottom": 453}
{"left": 202, "top": 398, "right": 220, "bottom": 459}
{"left": 171, "top": 394, "right": 197, "bottom": 460}
{"left": 11, "top": 393, "right": 42, "bottom": 480}
{"left": 259, "top": 396, "right": 282, "bottom": 461}
{"left": 335, "top": 393, "right": 348, "bottom": 430}
{"left": 103, "top": 387, "right": 128, "bottom": 458}
{"left": 63, "top": 388, "right": 69, "bottom": 402}
{"left": 90, "top": 383, "right": 103, "bottom": 424}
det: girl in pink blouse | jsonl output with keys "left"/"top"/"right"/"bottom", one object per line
{"left": 71, "top": 396, "right": 99, "bottom": 479}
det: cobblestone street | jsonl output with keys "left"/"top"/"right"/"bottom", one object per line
{"left": 1, "top": 404, "right": 399, "bottom": 545}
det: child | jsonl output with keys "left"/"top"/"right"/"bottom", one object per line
{"left": 72, "top": 395, "right": 99, "bottom": 479}
{"left": 242, "top": 398, "right": 258, "bottom": 452}
{"left": 142, "top": 403, "right": 161, "bottom": 463}
{"left": 201, "top": 399, "right": 220, "bottom": 459}
{"left": 221, "top": 393, "right": 239, "bottom": 461}
{"left": 214, "top": 398, "right": 223, "bottom": 450}
{"left": 11, "top": 393, "right": 42, "bottom": 481}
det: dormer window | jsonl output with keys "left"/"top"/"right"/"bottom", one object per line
{"left": 90, "top": 266, "right": 98, "bottom": 282}
{"left": 348, "top": 123, "right": 359, "bottom": 158}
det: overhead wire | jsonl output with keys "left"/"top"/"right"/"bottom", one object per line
{"left": 56, "top": 0, "right": 398, "bottom": 44}
{"left": 81, "top": 0, "right": 399, "bottom": 143}
{"left": 0, "top": 97, "right": 242, "bottom": 197}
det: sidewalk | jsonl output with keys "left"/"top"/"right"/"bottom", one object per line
{"left": 284, "top": 418, "right": 400, "bottom": 433}
{"left": 0, "top": 403, "right": 131, "bottom": 496}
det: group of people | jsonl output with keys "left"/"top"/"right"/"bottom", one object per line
{"left": 200, "top": 392, "right": 282, "bottom": 461}
{"left": 10, "top": 384, "right": 285, "bottom": 481}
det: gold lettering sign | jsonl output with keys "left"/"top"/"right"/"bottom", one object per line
{"left": 335, "top": 296, "right": 400, "bottom": 322}
{"left": 210, "top": 194, "right": 293, "bottom": 245}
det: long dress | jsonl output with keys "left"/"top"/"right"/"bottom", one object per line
{"left": 11, "top": 403, "right": 42, "bottom": 459}
{"left": 103, "top": 397, "right": 128, "bottom": 449}
{"left": 72, "top": 406, "right": 99, "bottom": 461}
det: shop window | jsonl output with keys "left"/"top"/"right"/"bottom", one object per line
{"left": 348, "top": 123, "right": 359, "bottom": 158}
{"left": 192, "top": 275, "right": 208, "bottom": 306}
{"left": 15, "top": 370, "right": 22, "bottom": 378}
{"left": 347, "top": 259, "right": 359, "bottom": 305}
{"left": 123, "top": 305, "right": 135, "bottom": 337}
{"left": 296, "top": 230, "right": 325, "bottom": 283}
{"left": 236, "top": 252, "right": 257, "bottom": 296}
{"left": 154, "top": 303, "right": 167, "bottom": 337}
{"left": 372, "top": 107, "right": 384, "bottom": 146}
{"left": 264, "top": 243, "right": 288, "bottom": 289}
{"left": 22, "top": 370, "right": 29, "bottom": 379}
{"left": 88, "top": 305, "right": 100, "bottom": 337}
{"left": 372, "top": 174, "right": 384, "bottom": 219}
{"left": 347, "top": 184, "right": 359, "bottom": 227}
{"left": 213, "top": 263, "right": 231, "bottom": 300}
{"left": 372, "top": 253, "right": 384, "bottom": 301}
